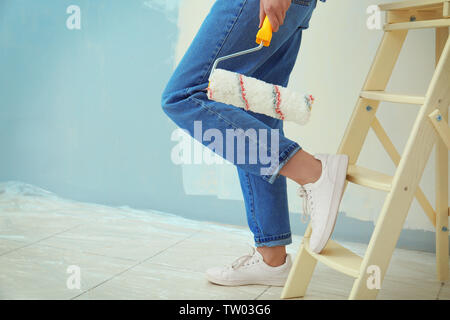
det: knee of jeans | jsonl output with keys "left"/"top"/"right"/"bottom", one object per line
{"left": 161, "top": 78, "right": 207, "bottom": 120}
{"left": 160, "top": 82, "right": 187, "bottom": 119}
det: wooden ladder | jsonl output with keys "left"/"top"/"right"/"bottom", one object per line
{"left": 282, "top": 0, "right": 450, "bottom": 300}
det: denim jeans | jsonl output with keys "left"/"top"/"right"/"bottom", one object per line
{"left": 162, "top": 0, "right": 318, "bottom": 247}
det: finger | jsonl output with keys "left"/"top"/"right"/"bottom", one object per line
{"left": 276, "top": 10, "right": 284, "bottom": 28}
{"left": 282, "top": 11, "right": 287, "bottom": 25}
{"left": 268, "top": 13, "right": 279, "bottom": 32}
{"left": 259, "top": 13, "right": 265, "bottom": 29}
{"left": 259, "top": 1, "right": 265, "bottom": 28}
{"left": 271, "top": 11, "right": 283, "bottom": 31}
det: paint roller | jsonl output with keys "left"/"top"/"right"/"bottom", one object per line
{"left": 207, "top": 16, "right": 314, "bottom": 125}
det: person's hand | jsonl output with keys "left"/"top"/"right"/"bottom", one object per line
{"left": 259, "top": 0, "right": 291, "bottom": 32}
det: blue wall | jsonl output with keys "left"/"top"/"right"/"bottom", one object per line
{"left": 0, "top": 0, "right": 249, "bottom": 227}
{"left": 1, "top": 1, "right": 187, "bottom": 210}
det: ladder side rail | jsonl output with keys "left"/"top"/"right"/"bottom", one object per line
{"left": 434, "top": 26, "right": 449, "bottom": 282}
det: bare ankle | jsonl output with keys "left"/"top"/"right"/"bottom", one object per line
{"left": 279, "top": 150, "right": 322, "bottom": 186}
{"left": 256, "top": 246, "right": 287, "bottom": 267}
{"left": 265, "top": 256, "right": 286, "bottom": 267}
{"left": 298, "top": 159, "right": 322, "bottom": 185}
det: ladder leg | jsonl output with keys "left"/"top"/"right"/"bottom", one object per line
{"left": 350, "top": 131, "right": 438, "bottom": 299}
{"left": 340, "top": 29, "right": 409, "bottom": 301}
{"left": 436, "top": 110, "right": 449, "bottom": 283}
{"left": 281, "top": 243, "right": 317, "bottom": 299}
{"left": 435, "top": 27, "right": 449, "bottom": 283}
{"left": 349, "top": 121, "right": 439, "bottom": 299}
{"left": 350, "top": 35, "right": 450, "bottom": 300}
{"left": 338, "top": 30, "right": 408, "bottom": 159}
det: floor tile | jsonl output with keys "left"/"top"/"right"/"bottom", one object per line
{"left": 75, "top": 262, "right": 267, "bottom": 300}
{"left": 0, "top": 244, "right": 135, "bottom": 299}
{"left": 378, "top": 248, "right": 440, "bottom": 300}
{"left": 437, "top": 281, "right": 450, "bottom": 300}
{"left": 0, "top": 239, "right": 28, "bottom": 255}
{"left": 39, "top": 222, "right": 198, "bottom": 262}
{"left": 257, "top": 265, "right": 352, "bottom": 300}
{"left": 0, "top": 211, "right": 82, "bottom": 244}
{"left": 149, "top": 229, "right": 255, "bottom": 272}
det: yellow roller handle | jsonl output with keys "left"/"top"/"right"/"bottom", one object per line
{"left": 256, "top": 16, "right": 272, "bottom": 47}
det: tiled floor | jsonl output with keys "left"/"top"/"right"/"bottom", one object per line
{"left": 0, "top": 182, "right": 449, "bottom": 300}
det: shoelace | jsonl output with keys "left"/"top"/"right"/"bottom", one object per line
{"left": 297, "top": 185, "right": 315, "bottom": 224}
{"left": 230, "top": 246, "right": 258, "bottom": 270}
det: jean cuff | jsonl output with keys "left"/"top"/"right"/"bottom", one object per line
{"left": 264, "top": 143, "right": 302, "bottom": 184}
{"left": 254, "top": 235, "right": 292, "bottom": 247}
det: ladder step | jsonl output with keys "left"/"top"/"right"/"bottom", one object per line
{"left": 303, "top": 238, "right": 362, "bottom": 278}
{"left": 361, "top": 90, "right": 425, "bottom": 105}
{"left": 347, "top": 165, "right": 393, "bottom": 191}
{"left": 379, "top": 0, "right": 446, "bottom": 11}
{"left": 385, "top": 18, "right": 450, "bottom": 30}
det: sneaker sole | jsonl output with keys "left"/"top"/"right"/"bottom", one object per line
{"left": 205, "top": 274, "right": 287, "bottom": 287}
{"left": 312, "top": 154, "right": 349, "bottom": 254}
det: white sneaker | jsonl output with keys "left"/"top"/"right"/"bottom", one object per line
{"left": 205, "top": 247, "right": 292, "bottom": 286}
{"left": 297, "top": 154, "right": 349, "bottom": 254}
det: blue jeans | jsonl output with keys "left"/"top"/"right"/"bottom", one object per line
{"left": 162, "top": 0, "right": 317, "bottom": 247}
